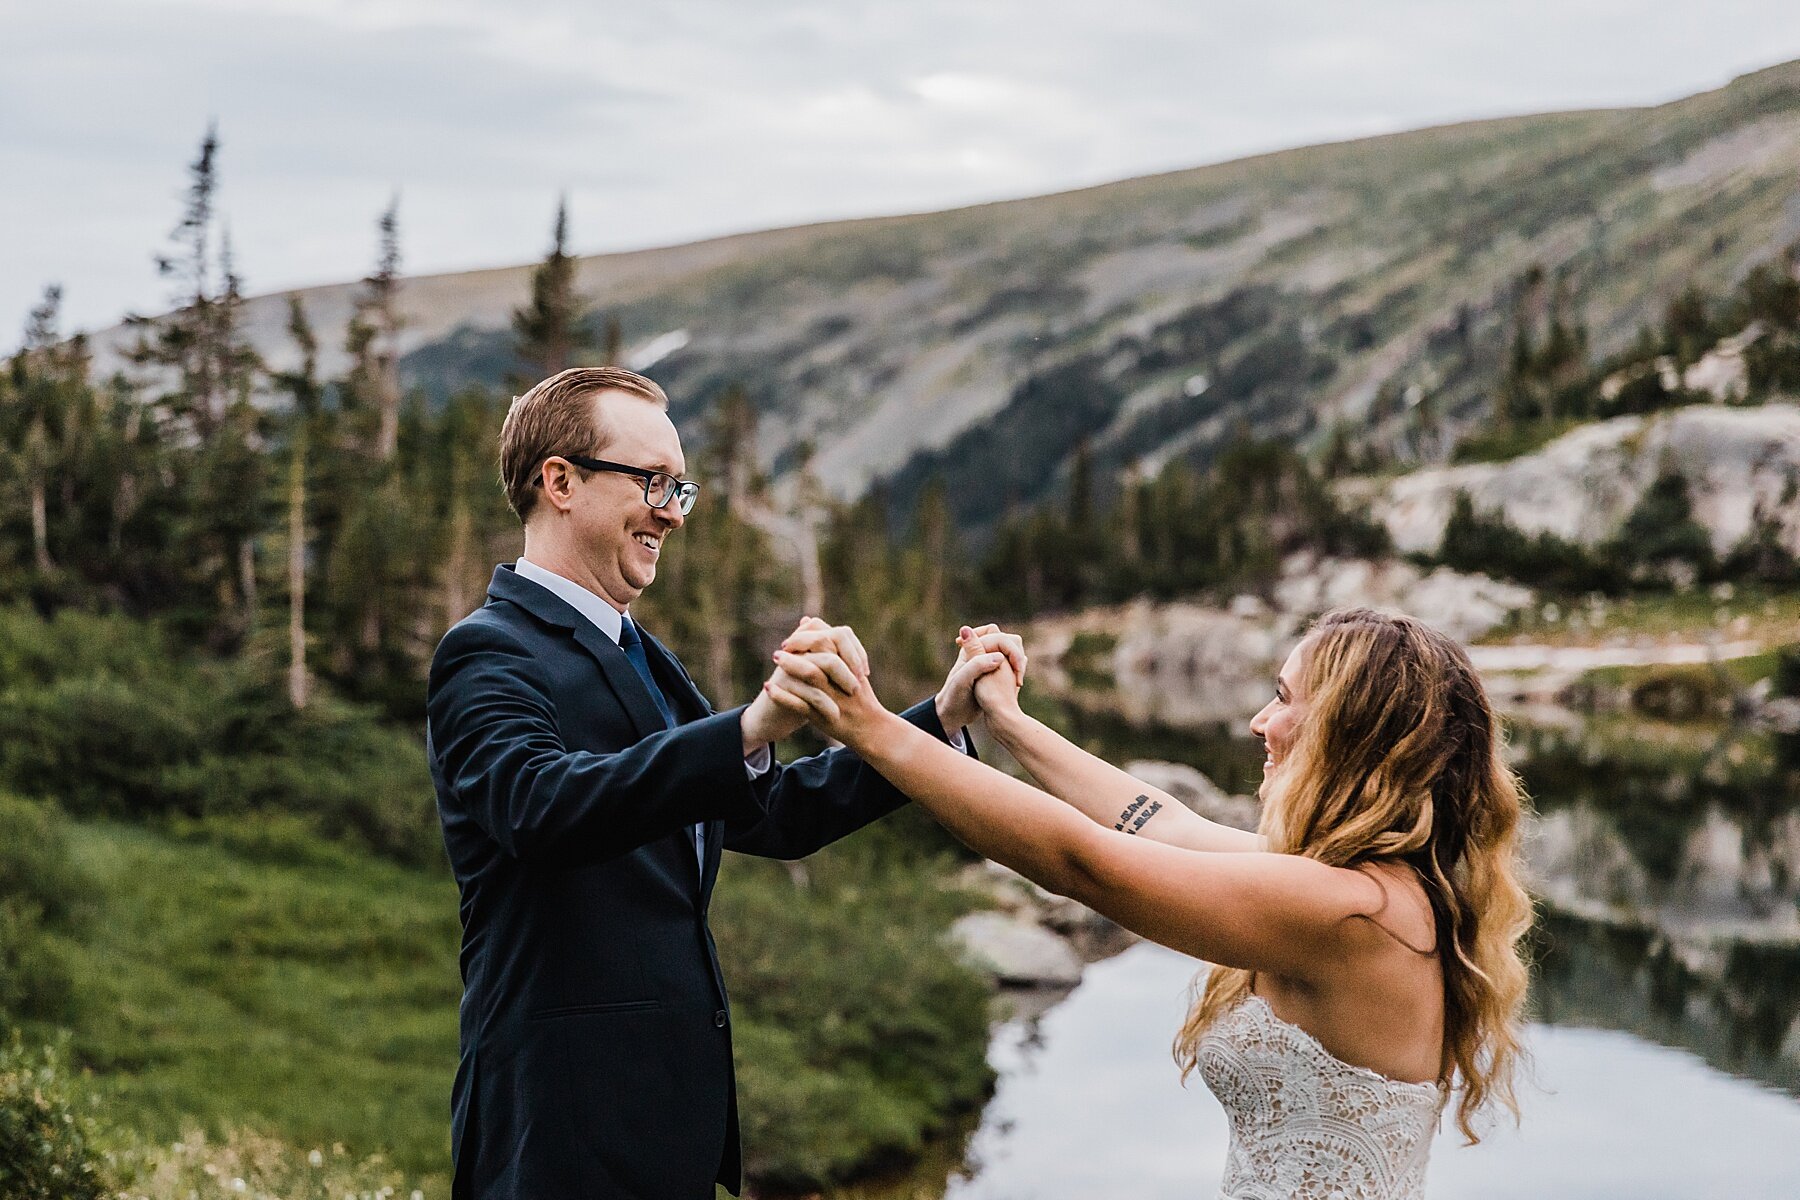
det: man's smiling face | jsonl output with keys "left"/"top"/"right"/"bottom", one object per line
{"left": 570, "top": 390, "right": 688, "bottom": 609}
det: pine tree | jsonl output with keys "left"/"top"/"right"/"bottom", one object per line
{"left": 16, "top": 287, "right": 66, "bottom": 572}
{"left": 125, "top": 124, "right": 259, "bottom": 439}
{"left": 122, "top": 127, "right": 267, "bottom": 641}
{"left": 346, "top": 197, "right": 404, "bottom": 460}
{"left": 512, "top": 196, "right": 592, "bottom": 381}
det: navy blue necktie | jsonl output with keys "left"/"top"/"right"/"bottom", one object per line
{"left": 618, "top": 617, "right": 703, "bottom": 866}
{"left": 617, "top": 617, "right": 677, "bottom": 730}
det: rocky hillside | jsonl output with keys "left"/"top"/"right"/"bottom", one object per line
{"left": 1366, "top": 403, "right": 1800, "bottom": 558}
{"left": 91, "top": 60, "right": 1800, "bottom": 518}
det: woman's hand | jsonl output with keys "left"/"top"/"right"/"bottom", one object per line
{"left": 766, "top": 648, "right": 894, "bottom": 748}
{"left": 971, "top": 653, "right": 1022, "bottom": 724}
{"left": 938, "top": 624, "right": 1027, "bottom": 730}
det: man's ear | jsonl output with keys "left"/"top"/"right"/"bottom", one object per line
{"left": 539, "top": 457, "right": 576, "bottom": 514}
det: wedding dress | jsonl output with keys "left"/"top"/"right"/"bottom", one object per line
{"left": 1197, "top": 993, "right": 1447, "bottom": 1199}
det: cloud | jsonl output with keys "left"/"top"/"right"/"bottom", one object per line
{"left": 7, "top": 0, "right": 1800, "bottom": 340}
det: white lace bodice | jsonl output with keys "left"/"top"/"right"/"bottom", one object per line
{"left": 1196, "top": 994, "right": 1447, "bottom": 1200}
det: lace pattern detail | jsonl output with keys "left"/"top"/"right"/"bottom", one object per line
{"left": 1197, "top": 994, "right": 1446, "bottom": 1200}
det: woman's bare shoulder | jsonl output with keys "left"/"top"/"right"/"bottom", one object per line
{"left": 1344, "top": 861, "right": 1438, "bottom": 956}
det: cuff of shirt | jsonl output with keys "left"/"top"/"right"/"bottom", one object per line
{"left": 744, "top": 743, "right": 774, "bottom": 778}
{"left": 947, "top": 727, "right": 969, "bottom": 754}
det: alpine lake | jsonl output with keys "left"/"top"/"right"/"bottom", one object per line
{"left": 801, "top": 674, "right": 1800, "bottom": 1200}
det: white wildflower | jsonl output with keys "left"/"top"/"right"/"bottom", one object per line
{"left": 309, "top": 1149, "right": 324, "bottom": 1167}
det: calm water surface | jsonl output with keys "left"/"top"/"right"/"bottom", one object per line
{"left": 942, "top": 942, "right": 1800, "bottom": 1200}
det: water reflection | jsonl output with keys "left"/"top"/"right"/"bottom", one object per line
{"left": 833, "top": 943, "right": 1800, "bottom": 1199}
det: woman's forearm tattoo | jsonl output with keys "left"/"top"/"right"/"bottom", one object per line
{"left": 1115, "top": 794, "right": 1162, "bottom": 834}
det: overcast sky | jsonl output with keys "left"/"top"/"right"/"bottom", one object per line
{"left": 8, "top": 1, "right": 1800, "bottom": 345}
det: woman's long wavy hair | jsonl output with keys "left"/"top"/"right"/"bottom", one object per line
{"left": 1173, "top": 607, "right": 1534, "bottom": 1143}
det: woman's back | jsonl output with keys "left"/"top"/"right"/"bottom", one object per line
{"left": 1256, "top": 863, "right": 1445, "bottom": 1086}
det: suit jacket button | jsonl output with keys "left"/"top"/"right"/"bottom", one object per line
{"left": 714, "top": 1009, "right": 728, "bottom": 1028}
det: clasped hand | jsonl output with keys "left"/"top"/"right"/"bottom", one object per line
{"left": 746, "top": 618, "right": 1026, "bottom": 750}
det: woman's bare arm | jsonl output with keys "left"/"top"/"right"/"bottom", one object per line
{"left": 766, "top": 651, "right": 1370, "bottom": 981}
{"left": 975, "top": 667, "right": 1263, "bottom": 853}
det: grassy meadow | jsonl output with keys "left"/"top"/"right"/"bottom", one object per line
{"left": 0, "top": 605, "right": 996, "bottom": 1199}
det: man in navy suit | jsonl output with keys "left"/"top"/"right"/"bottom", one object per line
{"left": 426, "top": 367, "right": 1020, "bottom": 1199}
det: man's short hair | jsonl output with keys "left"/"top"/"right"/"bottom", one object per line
{"left": 499, "top": 366, "right": 670, "bottom": 523}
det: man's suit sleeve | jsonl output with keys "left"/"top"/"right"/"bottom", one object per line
{"left": 721, "top": 698, "right": 973, "bottom": 860}
{"left": 427, "top": 619, "right": 765, "bottom": 864}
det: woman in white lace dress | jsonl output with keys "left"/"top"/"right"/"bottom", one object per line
{"left": 766, "top": 607, "right": 1532, "bottom": 1199}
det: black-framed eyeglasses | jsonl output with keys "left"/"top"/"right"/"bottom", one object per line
{"left": 553, "top": 453, "right": 701, "bottom": 515}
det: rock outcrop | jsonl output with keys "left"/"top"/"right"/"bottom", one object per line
{"left": 949, "top": 910, "right": 1086, "bottom": 988}
{"left": 1032, "top": 553, "right": 1534, "bottom": 726}
{"left": 1368, "top": 404, "right": 1800, "bottom": 559}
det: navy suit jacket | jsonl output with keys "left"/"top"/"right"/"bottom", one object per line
{"left": 426, "top": 564, "right": 963, "bottom": 1199}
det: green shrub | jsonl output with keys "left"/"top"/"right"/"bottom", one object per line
{"left": 1775, "top": 645, "right": 1800, "bottom": 700}
{"left": 0, "top": 607, "right": 439, "bottom": 866}
{"left": 0, "top": 1039, "right": 109, "bottom": 1200}
{"left": 0, "top": 674, "right": 211, "bottom": 817}
{"left": 1626, "top": 666, "right": 1733, "bottom": 721}
{"left": 1437, "top": 491, "right": 1618, "bottom": 593}
{"left": 714, "top": 851, "right": 993, "bottom": 1190}
{"left": 0, "top": 795, "right": 88, "bottom": 1024}
{"left": 1062, "top": 630, "right": 1119, "bottom": 688}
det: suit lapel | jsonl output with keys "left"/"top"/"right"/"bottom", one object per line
{"left": 571, "top": 622, "right": 668, "bottom": 740}
{"left": 485, "top": 566, "right": 713, "bottom": 897}
{"left": 486, "top": 564, "right": 665, "bottom": 740}
{"left": 637, "top": 625, "right": 712, "bottom": 723}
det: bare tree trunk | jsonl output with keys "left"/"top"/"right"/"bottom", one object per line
{"left": 110, "top": 474, "right": 134, "bottom": 555}
{"left": 444, "top": 498, "right": 472, "bottom": 628}
{"left": 238, "top": 537, "right": 257, "bottom": 634}
{"left": 375, "top": 360, "right": 400, "bottom": 460}
{"left": 794, "top": 514, "right": 825, "bottom": 618}
{"left": 705, "top": 623, "right": 733, "bottom": 706}
{"left": 288, "top": 444, "right": 309, "bottom": 710}
{"left": 29, "top": 476, "right": 51, "bottom": 571}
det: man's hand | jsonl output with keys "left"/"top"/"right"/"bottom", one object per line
{"left": 742, "top": 617, "right": 866, "bottom": 754}
{"left": 935, "top": 623, "right": 1027, "bottom": 733}
{"left": 780, "top": 617, "right": 872, "bottom": 680}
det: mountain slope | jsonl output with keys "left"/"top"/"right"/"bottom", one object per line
{"left": 90, "top": 60, "right": 1800, "bottom": 516}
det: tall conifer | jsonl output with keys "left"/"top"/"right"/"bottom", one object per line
{"left": 346, "top": 197, "right": 404, "bottom": 460}
{"left": 512, "top": 196, "right": 592, "bottom": 381}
